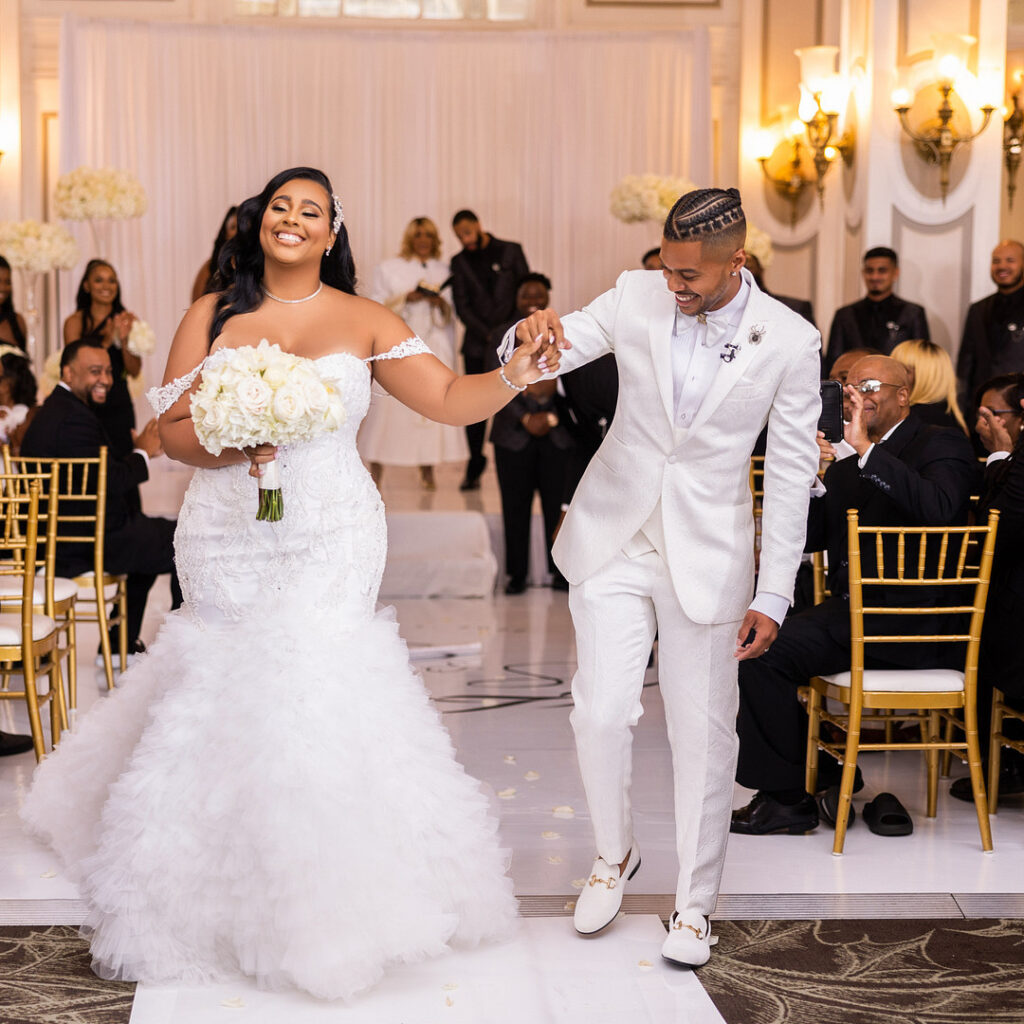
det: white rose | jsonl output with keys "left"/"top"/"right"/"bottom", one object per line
{"left": 271, "top": 384, "right": 306, "bottom": 424}
{"left": 300, "top": 375, "right": 329, "bottom": 413}
{"left": 234, "top": 376, "right": 272, "bottom": 416}
{"left": 262, "top": 361, "right": 291, "bottom": 388}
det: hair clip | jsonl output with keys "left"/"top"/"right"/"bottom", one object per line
{"left": 332, "top": 194, "right": 344, "bottom": 235}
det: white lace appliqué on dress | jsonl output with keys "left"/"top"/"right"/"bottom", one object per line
{"left": 20, "top": 334, "right": 517, "bottom": 1001}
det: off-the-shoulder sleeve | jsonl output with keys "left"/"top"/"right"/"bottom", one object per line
{"left": 364, "top": 337, "right": 432, "bottom": 363}
{"left": 146, "top": 358, "right": 207, "bottom": 415}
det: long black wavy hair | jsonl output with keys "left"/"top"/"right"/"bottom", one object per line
{"left": 210, "top": 167, "right": 357, "bottom": 347}
{"left": 0, "top": 256, "right": 26, "bottom": 350}
{"left": 202, "top": 205, "right": 238, "bottom": 296}
{"left": 0, "top": 352, "right": 37, "bottom": 407}
{"left": 73, "top": 259, "right": 125, "bottom": 338}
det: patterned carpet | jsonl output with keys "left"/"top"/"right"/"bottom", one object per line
{"left": 698, "top": 919, "right": 1024, "bottom": 1024}
{"left": 0, "top": 926, "right": 133, "bottom": 1024}
{"left": 3, "top": 920, "right": 1024, "bottom": 1022}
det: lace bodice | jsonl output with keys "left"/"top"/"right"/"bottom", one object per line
{"left": 170, "top": 340, "right": 430, "bottom": 626}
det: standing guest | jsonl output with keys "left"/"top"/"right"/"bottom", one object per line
{"left": 449, "top": 209, "right": 529, "bottom": 490}
{"left": 359, "top": 217, "right": 467, "bottom": 489}
{"left": 0, "top": 256, "right": 27, "bottom": 350}
{"left": 732, "top": 356, "right": 978, "bottom": 836}
{"left": 642, "top": 248, "right": 664, "bottom": 271}
{"left": 956, "top": 240, "right": 1024, "bottom": 409}
{"left": 745, "top": 252, "right": 816, "bottom": 327}
{"left": 19, "top": 339, "right": 180, "bottom": 660}
{"left": 486, "top": 273, "right": 573, "bottom": 594}
{"left": 0, "top": 348, "right": 39, "bottom": 452}
{"left": 191, "top": 206, "right": 238, "bottom": 301}
{"left": 891, "top": 338, "right": 968, "bottom": 434}
{"left": 826, "top": 247, "right": 929, "bottom": 370}
{"left": 63, "top": 260, "right": 141, "bottom": 463}
{"left": 501, "top": 188, "right": 821, "bottom": 967}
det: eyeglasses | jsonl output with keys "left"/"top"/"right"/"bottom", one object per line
{"left": 987, "top": 408, "right": 1022, "bottom": 417}
{"left": 848, "top": 379, "right": 901, "bottom": 395}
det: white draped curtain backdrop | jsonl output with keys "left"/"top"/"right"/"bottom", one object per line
{"left": 58, "top": 15, "right": 711, "bottom": 390}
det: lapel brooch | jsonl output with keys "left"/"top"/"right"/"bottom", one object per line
{"left": 748, "top": 323, "right": 767, "bottom": 346}
{"left": 721, "top": 342, "right": 740, "bottom": 363}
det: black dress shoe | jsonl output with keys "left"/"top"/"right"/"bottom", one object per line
{"left": 814, "top": 763, "right": 865, "bottom": 796}
{"left": 730, "top": 791, "right": 819, "bottom": 835}
{"left": 459, "top": 456, "right": 487, "bottom": 491}
{"left": 504, "top": 577, "right": 527, "bottom": 595}
{"left": 459, "top": 475, "right": 482, "bottom": 492}
{"left": 951, "top": 760, "right": 1024, "bottom": 802}
{"left": 0, "top": 731, "right": 34, "bottom": 757}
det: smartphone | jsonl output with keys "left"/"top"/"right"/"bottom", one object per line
{"left": 818, "top": 380, "right": 844, "bottom": 443}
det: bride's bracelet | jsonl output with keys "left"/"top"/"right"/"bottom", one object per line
{"left": 499, "top": 367, "right": 528, "bottom": 393}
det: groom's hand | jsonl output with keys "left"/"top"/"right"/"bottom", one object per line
{"left": 515, "top": 309, "right": 571, "bottom": 358}
{"left": 734, "top": 610, "right": 778, "bottom": 661}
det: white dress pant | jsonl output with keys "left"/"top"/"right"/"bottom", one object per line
{"left": 568, "top": 546, "right": 741, "bottom": 916}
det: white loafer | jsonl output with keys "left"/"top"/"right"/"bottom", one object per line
{"left": 572, "top": 844, "right": 641, "bottom": 936}
{"left": 662, "top": 909, "right": 712, "bottom": 967}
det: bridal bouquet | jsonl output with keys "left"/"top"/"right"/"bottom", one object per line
{"left": 190, "top": 340, "right": 347, "bottom": 521}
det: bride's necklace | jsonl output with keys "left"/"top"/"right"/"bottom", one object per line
{"left": 263, "top": 282, "right": 323, "bottom": 304}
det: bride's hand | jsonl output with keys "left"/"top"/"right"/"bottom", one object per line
{"left": 242, "top": 443, "right": 277, "bottom": 478}
{"left": 503, "top": 332, "right": 560, "bottom": 388}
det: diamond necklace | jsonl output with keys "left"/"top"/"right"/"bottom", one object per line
{"left": 263, "top": 282, "right": 323, "bottom": 304}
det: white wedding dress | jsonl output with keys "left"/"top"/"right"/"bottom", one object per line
{"left": 20, "top": 341, "right": 518, "bottom": 1000}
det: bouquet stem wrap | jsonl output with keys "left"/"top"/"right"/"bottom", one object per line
{"left": 257, "top": 458, "right": 283, "bottom": 522}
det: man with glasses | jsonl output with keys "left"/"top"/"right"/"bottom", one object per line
{"left": 732, "top": 354, "right": 979, "bottom": 836}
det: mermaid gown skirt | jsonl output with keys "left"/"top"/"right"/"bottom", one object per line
{"left": 20, "top": 350, "right": 518, "bottom": 1000}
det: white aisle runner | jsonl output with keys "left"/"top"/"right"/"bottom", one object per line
{"left": 128, "top": 916, "right": 725, "bottom": 1024}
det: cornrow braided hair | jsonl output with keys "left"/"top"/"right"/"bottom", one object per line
{"left": 664, "top": 187, "right": 745, "bottom": 242}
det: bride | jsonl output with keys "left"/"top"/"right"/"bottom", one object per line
{"left": 21, "top": 167, "right": 556, "bottom": 1001}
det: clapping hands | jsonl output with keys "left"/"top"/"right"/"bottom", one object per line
{"left": 976, "top": 407, "right": 1015, "bottom": 454}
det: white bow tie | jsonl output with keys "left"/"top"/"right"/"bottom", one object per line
{"left": 693, "top": 311, "right": 730, "bottom": 349}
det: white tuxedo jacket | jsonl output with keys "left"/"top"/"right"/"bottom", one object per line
{"left": 550, "top": 267, "right": 821, "bottom": 625}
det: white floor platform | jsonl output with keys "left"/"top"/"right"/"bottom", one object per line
{"left": 127, "top": 917, "right": 724, "bottom": 1024}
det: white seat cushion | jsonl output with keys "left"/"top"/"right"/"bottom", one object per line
{"left": 73, "top": 573, "right": 121, "bottom": 601}
{"left": 821, "top": 668, "right": 965, "bottom": 694}
{"left": 0, "top": 577, "right": 79, "bottom": 603}
{"left": 0, "top": 613, "right": 57, "bottom": 644}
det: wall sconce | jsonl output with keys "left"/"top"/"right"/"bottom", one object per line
{"left": 1005, "top": 72, "right": 1024, "bottom": 208}
{"left": 756, "top": 46, "right": 854, "bottom": 226}
{"left": 892, "top": 34, "right": 995, "bottom": 203}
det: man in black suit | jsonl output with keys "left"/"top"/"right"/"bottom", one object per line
{"left": 449, "top": 209, "right": 529, "bottom": 490}
{"left": 956, "top": 241, "right": 1024, "bottom": 411}
{"left": 20, "top": 339, "right": 181, "bottom": 658}
{"left": 731, "top": 354, "right": 978, "bottom": 835}
{"left": 826, "top": 247, "right": 930, "bottom": 371}
{"left": 745, "top": 253, "right": 816, "bottom": 328}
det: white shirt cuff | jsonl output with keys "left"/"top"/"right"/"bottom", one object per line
{"left": 857, "top": 442, "right": 875, "bottom": 469}
{"left": 986, "top": 451, "right": 1011, "bottom": 465}
{"left": 497, "top": 321, "right": 522, "bottom": 365}
{"left": 750, "top": 591, "right": 789, "bottom": 627}
{"left": 810, "top": 475, "right": 826, "bottom": 498}
{"left": 133, "top": 448, "right": 151, "bottom": 468}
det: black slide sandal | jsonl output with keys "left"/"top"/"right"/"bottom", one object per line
{"left": 863, "top": 792, "right": 913, "bottom": 836}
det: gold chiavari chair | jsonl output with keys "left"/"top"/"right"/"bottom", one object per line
{"left": 987, "top": 694, "right": 1024, "bottom": 813}
{"left": 805, "top": 508, "right": 1000, "bottom": 856}
{"left": 749, "top": 456, "right": 765, "bottom": 566}
{"left": 5, "top": 448, "right": 128, "bottom": 697}
{"left": 0, "top": 473, "right": 67, "bottom": 761}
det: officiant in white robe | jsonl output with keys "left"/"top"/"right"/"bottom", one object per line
{"left": 359, "top": 219, "right": 468, "bottom": 482}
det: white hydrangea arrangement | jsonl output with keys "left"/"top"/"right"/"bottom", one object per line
{"left": 0, "top": 220, "right": 80, "bottom": 273}
{"left": 126, "top": 319, "right": 157, "bottom": 357}
{"left": 609, "top": 174, "right": 698, "bottom": 224}
{"left": 744, "top": 223, "right": 774, "bottom": 269}
{"left": 54, "top": 167, "right": 148, "bottom": 221}
{"left": 189, "top": 340, "right": 347, "bottom": 521}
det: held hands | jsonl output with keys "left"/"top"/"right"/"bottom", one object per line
{"left": 734, "top": 610, "right": 778, "bottom": 661}
{"left": 503, "top": 326, "right": 563, "bottom": 389}
{"left": 243, "top": 443, "right": 278, "bottom": 479}
{"left": 514, "top": 308, "right": 572, "bottom": 357}
{"left": 976, "top": 407, "right": 1014, "bottom": 454}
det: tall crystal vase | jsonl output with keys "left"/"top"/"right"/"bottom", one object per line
{"left": 17, "top": 269, "right": 43, "bottom": 359}
{"left": 86, "top": 219, "right": 112, "bottom": 259}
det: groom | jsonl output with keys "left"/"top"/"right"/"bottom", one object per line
{"left": 502, "top": 188, "right": 821, "bottom": 965}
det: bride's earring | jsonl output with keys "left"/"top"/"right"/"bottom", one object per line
{"left": 325, "top": 246, "right": 332, "bottom": 257}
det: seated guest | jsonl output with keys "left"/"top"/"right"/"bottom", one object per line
{"left": 732, "top": 355, "right": 978, "bottom": 835}
{"left": 486, "top": 273, "right": 574, "bottom": 594}
{"left": 0, "top": 347, "right": 39, "bottom": 452}
{"left": 19, "top": 339, "right": 181, "bottom": 659}
{"left": 641, "top": 247, "right": 663, "bottom": 271}
{"left": 949, "top": 373, "right": 1024, "bottom": 800}
{"left": 891, "top": 339, "right": 968, "bottom": 434}
{"left": 826, "top": 247, "right": 929, "bottom": 371}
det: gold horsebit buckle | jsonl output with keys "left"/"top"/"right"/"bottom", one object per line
{"left": 673, "top": 918, "right": 704, "bottom": 940}
{"left": 588, "top": 873, "right": 618, "bottom": 890}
